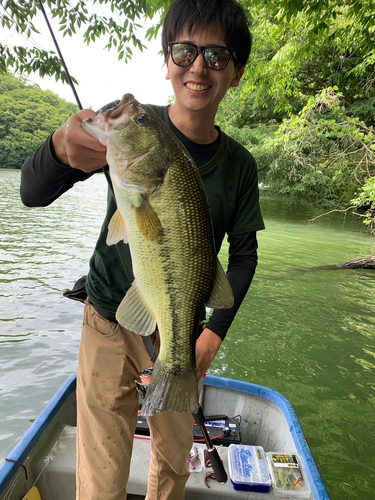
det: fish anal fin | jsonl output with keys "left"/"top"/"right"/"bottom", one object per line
{"left": 205, "top": 259, "right": 234, "bottom": 309}
{"left": 116, "top": 281, "right": 156, "bottom": 336}
{"left": 106, "top": 209, "right": 128, "bottom": 245}
{"left": 135, "top": 198, "right": 163, "bottom": 242}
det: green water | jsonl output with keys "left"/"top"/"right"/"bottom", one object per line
{"left": 1, "top": 170, "right": 375, "bottom": 499}
{"left": 213, "top": 197, "right": 375, "bottom": 499}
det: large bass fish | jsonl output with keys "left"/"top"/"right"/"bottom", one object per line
{"left": 82, "top": 94, "right": 233, "bottom": 417}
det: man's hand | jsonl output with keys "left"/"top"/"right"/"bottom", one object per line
{"left": 51, "top": 109, "right": 107, "bottom": 172}
{"left": 195, "top": 327, "right": 222, "bottom": 380}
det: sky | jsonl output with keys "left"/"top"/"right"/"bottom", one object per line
{"left": 1, "top": 8, "right": 173, "bottom": 110}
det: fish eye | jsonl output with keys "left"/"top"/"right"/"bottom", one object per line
{"left": 135, "top": 113, "right": 151, "bottom": 127}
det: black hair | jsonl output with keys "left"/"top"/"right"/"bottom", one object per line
{"left": 161, "top": 0, "right": 252, "bottom": 67}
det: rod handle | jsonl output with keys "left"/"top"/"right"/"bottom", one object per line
{"left": 207, "top": 447, "right": 228, "bottom": 484}
{"left": 192, "top": 406, "right": 205, "bottom": 426}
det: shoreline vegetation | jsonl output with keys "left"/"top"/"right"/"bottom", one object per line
{"left": 1, "top": 0, "right": 374, "bottom": 232}
{"left": 0, "top": 74, "right": 78, "bottom": 171}
{"left": 2, "top": 66, "right": 375, "bottom": 266}
{"left": 3, "top": 73, "right": 374, "bottom": 237}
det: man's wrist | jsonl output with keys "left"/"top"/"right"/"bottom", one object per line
{"left": 51, "top": 129, "right": 70, "bottom": 167}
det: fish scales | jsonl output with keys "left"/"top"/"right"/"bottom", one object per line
{"left": 82, "top": 94, "right": 234, "bottom": 416}
{"left": 120, "top": 151, "right": 214, "bottom": 383}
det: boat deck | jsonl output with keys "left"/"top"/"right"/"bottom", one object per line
{"left": 0, "top": 376, "right": 328, "bottom": 499}
{"left": 34, "top": 424, "right": 284, "bottom": 499}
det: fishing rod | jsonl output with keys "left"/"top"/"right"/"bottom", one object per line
{"left": 38, "top": 0, "right": 82, "bottom": 110}
{"left": 192, "top": 406, "right": 228, "bottom": 484}
{"left": 37, "top": 0, "right": 114, "bottom": 189}
{"left": 38, "top": 0, "right": 228, "bottom": 486}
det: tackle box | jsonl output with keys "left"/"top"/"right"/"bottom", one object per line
{"left": 266, "top": 452, "right": 311, "bottom": 498}
{"left": 227, "top": 444, "right": 271, "bottom": 492}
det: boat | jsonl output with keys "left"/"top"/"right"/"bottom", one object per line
{"left": 0, "top": 374, "right": 330, "bottom": 499}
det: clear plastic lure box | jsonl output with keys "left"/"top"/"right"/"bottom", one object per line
{"left": 187, "top": 444, "right": 205, "bottom": 473}
{"left": 266, "top": 452, "right": 311, "bottom": 498}
{"left": 228, "top": 444, "right": 271, "bottom": 492}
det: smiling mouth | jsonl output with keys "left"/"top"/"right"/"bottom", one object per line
{"left": 185, "top": 82, "right": 211, "bottom": 91}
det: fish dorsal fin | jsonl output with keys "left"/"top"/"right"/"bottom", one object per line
{"left": 205, "top": 258, "right": 234, "bottom": 309}
{"left": 116, "top": 281, "right": 156, "bottom": 336}
{"left": 106, "top": 209, "right": 128, "bottom": 245}
{"left": 135, "top": 198, "right": 164, "bottom": 242}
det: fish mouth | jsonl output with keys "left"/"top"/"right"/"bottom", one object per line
{"left": 82, "top": 94, "right": 140, "bottom": 142}
{"left": 84, "top": 94, "right": 147, "bottom": 133}
{"left": 84, "top": 94, "right": 137, "bottom": 133}
{"left": 101, "top": 94, "right": 135, "bottom": 128}
{"left": 82, "top": 112, "right": 106, "bottom": 129}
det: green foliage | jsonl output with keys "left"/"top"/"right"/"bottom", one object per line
{"left": 351, "top": 177, "right": 375, "bottom": 234}
{"left": 242, "top": 0, "right": 375, "bottom": 115}
{"left": 1, "top": 0, "right": 375, "bottom": 234}
{"left": 0, "top": 73, "right": 78, "bottom": 169}
{"left": 263, "top": 88, "right": 375, "bottom": 210}
{"left": 1, "top": 0, "right": 373, "bottom": 121}
{"left": 346, "top": 97, "right": 375, "bottom": 127}
{"left": 0, "top": 0, "right": 161, "bottom": 81}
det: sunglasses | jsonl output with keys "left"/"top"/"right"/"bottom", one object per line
{"left": 168, "top": 42, "right": 236, "bottom": 71}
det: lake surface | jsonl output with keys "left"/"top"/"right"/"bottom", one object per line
{"left": 1, "top": 169, "right": 375, "bottom": 499}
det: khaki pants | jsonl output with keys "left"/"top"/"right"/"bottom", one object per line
{"left": 76, "top": 301, "right": 194, "bottom": 500}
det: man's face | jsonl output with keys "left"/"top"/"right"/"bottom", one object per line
{"left": 166, "top": 23, "right": 244, "bottom": 118}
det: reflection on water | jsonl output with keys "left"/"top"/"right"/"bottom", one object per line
{"left": 0, "top": 169, "right": 106, "bottom": 453}
{"left": 1, "top": 170, "right": 375, "bottom": 499}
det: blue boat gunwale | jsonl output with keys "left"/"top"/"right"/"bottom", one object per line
{"left": 0, "top": 374, "right": 329, "bottom": 499}
{"left": 0, "top": 374, "right": 77, "bottom": 497}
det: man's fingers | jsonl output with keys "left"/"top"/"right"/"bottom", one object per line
{"left": 67, "top": 110, "right": 107, "bottom": 151}
{"left": 52, "top": 108, "right": 108, "bottom": 172}
{"left": 67, "top": 142, "right": 107, "bottom": 170}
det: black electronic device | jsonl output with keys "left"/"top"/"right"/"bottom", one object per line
{"left": 193, "top": 415, "right": 241, "bottom": 446}
{"left": 136, "top": 408, "right": 241, "bottom": 446}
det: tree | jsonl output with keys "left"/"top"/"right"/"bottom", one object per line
{"left": 0, "top": 0, "right": 168, "bottom": 83}
{"left": 1, "top": 1, "right": 373, "bottom": 112}
{"left": 262, "top": 88, "right": 375, "bottom": 231}
{"left": 0, "top": 73, "right": 77, "bottom": 168}
{"left": 1, "top": 0, "right": 374, "bottom": 229}
{"left": 238, "top": 0, "right": 375, "bottom": 116}
{"left": 350, "top": 177, "right": 375, "bottom": 234}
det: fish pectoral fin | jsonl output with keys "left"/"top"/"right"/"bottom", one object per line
{"left": 106, "top": 209, "right": 128, "bottom": 245}
{"left": 135, "top": 198, "right": 164, "bottom": 242}
{"left": 205, "top": 258, "right": 234, "bottom": 309}
{"left": 116, "top": 281, "right": 156, "bottom": 336}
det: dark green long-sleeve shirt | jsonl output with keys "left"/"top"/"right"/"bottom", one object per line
{"left": 20, "top": 104, "right": 265, "bottom": 339}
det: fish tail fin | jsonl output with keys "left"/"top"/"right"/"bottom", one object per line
{"left": 140, "top": 359, "right": 199, "bottom": 417}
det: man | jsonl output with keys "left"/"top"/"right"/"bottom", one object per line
{"left": 20, "top": 0, "right": 265, "bottom": 498}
